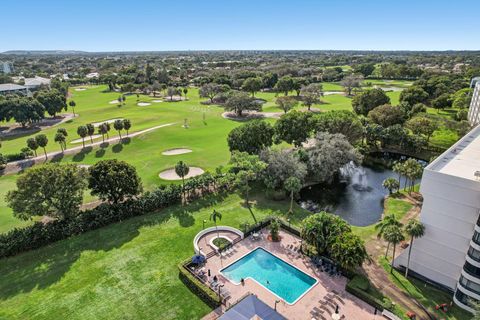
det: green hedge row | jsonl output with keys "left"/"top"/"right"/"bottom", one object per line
{"left": 0, "top": 172, "right": 236, "bottom": 259}
{"left": 346, "top": 275, "right": 392, "bottom": 311}
{"left": 178, "top": 259, "right": 221, "bottom": 309}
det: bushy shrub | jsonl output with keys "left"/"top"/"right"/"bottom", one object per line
{"left": 346, "top": 275, "right": 392, "bottom": 311}
{"left": 178, "top": 259, "right": 221, "bottom": 308}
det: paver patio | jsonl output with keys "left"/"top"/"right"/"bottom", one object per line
{"left": 195, "top": 229, "right": 377, "bottom": 320}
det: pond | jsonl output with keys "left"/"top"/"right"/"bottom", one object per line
{"left": 297, "top": 159, "right": 422, "bottom": 227}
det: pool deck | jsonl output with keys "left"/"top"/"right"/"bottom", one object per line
{"left": 200, "top": 229, "right": 376, "bottom": 320}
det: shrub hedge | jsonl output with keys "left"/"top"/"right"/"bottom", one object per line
{"left": 0, "top": 172, "right": 235, "bottom": 259}
{"left": 178, "top": 259, "right": 221, "bottom": 309}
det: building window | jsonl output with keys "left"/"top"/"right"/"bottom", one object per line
{"left": 468, "top": 247, "right": 480, "bottom": 263}
{"left": 463, "top": 261, "right": 480, "bottom": 278}
{"left": 473, "top": 231, "right": 480, "bottom": 246}
{"left": 459, "top": 275, "right": 480, "bottom": 296}
{"left": 456, "top": 289, "right": 479, "bottom": 306}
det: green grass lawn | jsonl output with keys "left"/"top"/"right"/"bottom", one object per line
{"left": 0, "top": 191, "right": 308, "bottom": 320}
{"left": 379, "top": 258, "right": 471, "bottom": 320}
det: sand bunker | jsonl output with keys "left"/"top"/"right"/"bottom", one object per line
{"left": 70, "top": 134, "right": 101, "bottom": 144}
{"left": 159, "top": 167, "right": 204, "bottom": 180}
{"left": 162, "top": 148, "right": 192, "bottom": 156}
{"left": 137, "top": 102, "right": 151, "bottom": 106}
{"left": 91, "top": 118, "right": 124, "bottom": 127}
{"left": 152, "top": 100, "right": 163, "bottom": 103}
{"left": 109, "top": 100, "right": 121, "bottom": 104}
{"left": 75, "top": 88, "right": 87, "bottom": 91}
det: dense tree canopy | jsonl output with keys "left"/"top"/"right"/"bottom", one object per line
{"left": 306, "top": 132, "right": 362, "bottom": 183}
{"left": 88, "top": 159, "right": 143, "bottom": 204}
{"left": 227, "top": 120, "right": 274, "bottom": 154}
{"left": 399, "top": 86, "right": 429, "bottom": 106}
{"left": 368, "top": 104, "right": 406, "bottom": 127}
{"left": 6, "top": 164, "right": 87, "bottom": 220}
{"left": 35, "top": 89, "right": 67, "bottom": 117}
{"left": 224, "top": 91, "right": 261, "bottom": 116}
{"left": 352, "top": 88, "right": 390, "bottom": 116}
{"left": 312, "top": 110, "right": 364, "bottom": 144}
{"left": 260, "top": 149, "right": 307, "bottom": 191}
{"left": 274, "top": 111, "right": 313, "bottom": 147}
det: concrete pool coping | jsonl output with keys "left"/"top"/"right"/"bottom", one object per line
{"left": 219, "top": 246, "right": 319, "bottom": 305}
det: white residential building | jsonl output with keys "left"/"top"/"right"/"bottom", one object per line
{"left": 0, "top": 61, "right": 14, "bottom": 74}
{"left": 23, "top": 76, "right": 51, "bottom": 90}
{"left": 394, "top": 124, "right": 480, "bottom": 312}
{"left": 468, "top": 77, "right": 480, "bottom": 126}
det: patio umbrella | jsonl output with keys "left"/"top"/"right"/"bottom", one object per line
{"left": 192, "top": 254, "right": 206, "bottom": 264}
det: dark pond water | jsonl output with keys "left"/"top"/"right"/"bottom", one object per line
{"left": 298, "top": 159, "right": 422, "bottom": 227}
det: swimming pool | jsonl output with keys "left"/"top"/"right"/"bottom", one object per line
{"left": 220, "top": 247, "right": 317, "bottom": 304}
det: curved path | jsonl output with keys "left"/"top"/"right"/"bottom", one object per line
{"left": 1, "top": 122, "right": 177, "bottom": 175}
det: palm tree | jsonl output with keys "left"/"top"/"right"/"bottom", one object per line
{"left": 113, "top": 119, "right": 124, "bottom": 139}
{"left": 284, "top": 176, "right": 302, "bottom": 214}
{"left": 77, "top": 125, "right": 88, "bottom": 148}
{"left": 383, "top": 178, "right": 400, "bottom": 194}
{"left": 210, "top": 209, "right": 222, "bottom": 239}
{"left": 404, "top": 220, "right": 425, "bottom": 278}
{"left": 54, "top": 132, "right": 66, "bottom": 152}
{"left": 69, "top": 100, "right": 76, "bottom": 117}
{"left": 383, "top": 225, "right": 405, "bottom": 272}
{"left": 375, "top": 214, "right": 403, "bottom": 257}
{"left": 98, "top": 124, "right": 108, "bottom": 143}
{"left": 175, "top": 161, "right": 190, "bottom": 200}
{"left": 123, "top": 119, "right": 131, "bottom": 136}
{"left": 86, "top": 123, "right": 95, "bottom": 144}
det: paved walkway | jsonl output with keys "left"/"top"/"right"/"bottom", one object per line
{"left": 363, "top": 193, "right": 433, "bottom": 320}
{"left": 1, "top": 122, "right": 177, "bottom": 175}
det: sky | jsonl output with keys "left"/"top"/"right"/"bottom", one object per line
{"left": 1, "top": 0, "right": 480, "bottom": 52}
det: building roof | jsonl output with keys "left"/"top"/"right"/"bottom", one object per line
{"left": 24, "top": 76, "right": 51, "bottom": 87}
{"left": 427, "top": 124, "right": 480, "bottom": 181}
{"left": 0, "top": 83, "right": 27, "bottom": 92}
{"left": 219, "top": 295, "right": 286, "bottom": 320}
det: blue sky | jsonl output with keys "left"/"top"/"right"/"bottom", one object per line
{"left": 1, "top": 0, "right": 479, "bottom": 52}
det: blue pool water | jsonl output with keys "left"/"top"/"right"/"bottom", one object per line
{"left": 220, "top": 248, "right": 317, "bottom": 304}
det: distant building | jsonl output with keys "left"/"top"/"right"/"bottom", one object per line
{"left": 468, "top": 77, "right": 480, "bottom": 125}
{"left": 0, "top": 61, "right": 14, "bottom": 74}
{"left": 86, "top": 72, "right": 99, "bottom": 79}
{"left": 0, "top": 83, "right": 27, "bottom": 95}
{"left": 394, "top": 124, "right": 480, "bottom": 312}
{"left": 23, "top": 76, "right": 51, "bottom": 90}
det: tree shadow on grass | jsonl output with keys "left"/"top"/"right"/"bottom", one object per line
{"left": 72, "top": 146, "right": 93, "bottom": 162}
{"left": 121, "top": 137, "right": 131, "bottom": 145}
{"left": 50, "top": 152, "right": 64, "bottom": 163}
{"left": 95, "top": 148, "right": 106, "bottom": 158}
{"left": 0, "top": 191, "right": 230, "bottom": 299}
{"left": 112, "top": 143, "right": 123, "bottom": 153}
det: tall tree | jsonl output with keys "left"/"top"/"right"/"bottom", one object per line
{"left": 86, "top": 123, "right": 95, "bottom": 143}
{"left": 175, "top": 161, "right": 190, "bottom": 200}
{"left": 284, "top": 176, "right": 302, "bottom": 214}
{"left": 54, "top": 132, "right": 66, "bottom": 152}
{"left": 123, "top": 119, "right": 132, "bottom": 136}
{"left": 275, "top": 76, "right": 295, "bottom": 96}
{"left": 330, "top": 232, "right": 368, "bottom": 271}
{"left": 275, "top": 96, "right": 298, "bottom": 114}
{"left": 404, "top": 220, "right": 425, "bottom": 278}
{"left": 210, "top": 209, "right": 223, "bottom": 239}
{"left": 368, "top": 104, "right": 405, "bottom": 127}
{"left": 224, "top": 91, "right": 261, "bottom": 117}
{"left": 382, "top": 178, "right": 400, "bottom": 194}
{"left": 199, "top": 83, "right": 229, "bottom": 103}
{"left": 300, "top": 83, "right": 323, "bottom": 111}
{"left": 113, "top": 119, "right": 124, "bottom": 139}
{"left": 383, "top": 225, "right": 405, "bottom": 272}
{"left": 6, "top": 164, "right": 87, "bottom": 220}
{"left": 340, "top": 74, "right": 364, "bottom": 96}
{"left": 69, "top": 100, "right": 77, "bottom": 117}
{"left": 35, "top": 134, "right": 49, "bottom": 160}
{"left": 77, "top": 125, "right": 88, "bottom": 148}
{"left": 27, "top": 138, "right": 39, "bottom": 157}
{"left": 242, "top": 77, "right": 263, "bottom": 97}
{"left": 406, "top": 117, "right": 439, "bottom": 142}
{"left": 88, "top": 159, "right": 143, "bottom": 204}
{"left": 35, "top": 89, "right": 67, "bottom": 117}
{"left": 375, "top": 214, "right": 403, "bottom": 258}
{"left": 98, "top": 123, "right": 108, "bottom": 143}
{"left": 274, "top": 111, "right": 313, "bottom": 147}
{"left": 352, "top": 88, "right": 390, "bottom": 116}
{"left": 312, "top": 110, "right": 364, "bottom": 145}
{"left": 227, "top": 120, "right": 274, "bottom": 154}
{"left": 229, "top": 151, "right": 267, "bottom": 207}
